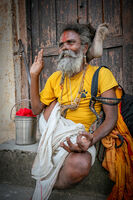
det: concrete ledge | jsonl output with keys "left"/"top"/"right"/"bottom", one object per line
{"left": 49, "top": 189, "right": 107, "bottom": 200}
{"left": 0, "top": 183, "right": 107, "bottom": 200}
{"left": 0, "top": 183, "right": 34, "bottom": 200}
{"left": 0, "top": 140, "right": 37, "bottom": 187}
{"left": 0, "top": 139, "right": 38, "bottom": 152}
{"left": 0, "top": 140, "right": 114, "bottom": 196}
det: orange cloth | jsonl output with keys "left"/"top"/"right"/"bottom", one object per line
{"left": 102, "top": 87, "right": 133, "bottom": 200}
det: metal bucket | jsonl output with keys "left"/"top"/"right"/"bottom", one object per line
{"left": 10, "top": 99, "right": 37, "bottom": 145}
{"left": 15, "top": 116, "right": 37, "bottom": 145}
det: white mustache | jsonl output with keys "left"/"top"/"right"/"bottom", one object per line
{"left": 58, "top": 50, "right": 78, "bottom": 61}
{"left": 57, "top": 49, "right": 84, "bottom": 77}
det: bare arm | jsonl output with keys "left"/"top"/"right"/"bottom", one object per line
{"left": 87, "top": 23, "right": 109, "bottom": 62}
{"left": 30, "top": 49, "right": 46, "bottom": 115}
{"left": 91, "top": 88, "right": 118, "bottom": 144}
{"left": 77, "top": 88, "right": 118, "bottom": 151}
{"left": 61, "top": 88, "right": 118, "bottom": 152}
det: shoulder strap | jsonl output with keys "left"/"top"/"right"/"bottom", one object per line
{"left": 89, "top": 66, "right": 125, "bottom": 148}
{"left": 89, "top": 66, "right": 121, "bottom": 120}
{"left": 90, "top": 65, "right": 121, "bottom": 105}
{"left": 91, "top": 65, "right": 109, "bottom": 97}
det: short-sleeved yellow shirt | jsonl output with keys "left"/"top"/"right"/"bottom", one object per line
{"left": 40, "top": 64, "right": 118, "bottom": 131}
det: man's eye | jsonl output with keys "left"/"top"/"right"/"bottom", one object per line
{"left": 59, "top": 43, "right": 63, "bottom": 48}
{"left": 67, "top": 41, "right": 75, "bottom": 45}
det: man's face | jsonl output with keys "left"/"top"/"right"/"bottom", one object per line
{"left": 57, "top": 30, "right": 84, "bottom": 77}
{"left": 59, "top": 30, "right": 81, "bottom": 55}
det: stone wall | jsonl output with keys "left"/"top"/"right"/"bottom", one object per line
{"left": 0, "top": 0, "right": 16, "bottom": 142}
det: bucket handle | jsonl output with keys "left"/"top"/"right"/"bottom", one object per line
{"left": 10, "top": 99, "right": 31, "bottom": 121}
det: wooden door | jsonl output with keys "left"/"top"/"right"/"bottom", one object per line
{"left": 27, "top": 0, "right": 133, "bottom": 94}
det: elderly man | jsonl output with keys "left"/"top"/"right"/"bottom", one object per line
{"left": 30, "top": 23, "right": 118, "bottom": 199}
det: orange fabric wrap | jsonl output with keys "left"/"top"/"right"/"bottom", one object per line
{"left": 102, "top": 87, "right": 133, "bottom": 200}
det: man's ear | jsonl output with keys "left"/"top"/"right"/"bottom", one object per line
{"left": 83, "top": 43, "right": 89, "bottom": 55}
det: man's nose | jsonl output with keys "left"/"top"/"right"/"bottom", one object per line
{"left": 61, "top": 42, "right": 70, "bottom": 51}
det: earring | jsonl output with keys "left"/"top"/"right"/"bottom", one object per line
{"left": 83, "top": 55, "right": 87, "bottom": 66}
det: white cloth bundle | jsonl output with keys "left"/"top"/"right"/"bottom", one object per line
{"left": 31, "top": 102, "right": 96, "bottom": 200}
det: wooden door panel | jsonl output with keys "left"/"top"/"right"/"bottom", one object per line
{"left": 40, "top": 56, "right": 58, "bottom": 90}
{"left": 31, "top": 0, "right": 57, "bottom": 58}
{"left": 123, "top": 44, "right": 133, "bottom": 93}
{"left": 103, "top": 0, "right": 122, "bottom": 36}
{"left": 122, "top": 0, "right": 133, "bottom": 94}
{"left": 78, "top": 0, "right": 88, "bottom": 24}
{"left": 29, "top": 0, "right": 133, "bottom": 93}
{"left": 105, "top": 48, "right": 123, "bottom": 86}
{"left": 31, "top": 0, "right": 40, "bottom": 59}
{"left": 39, "top": 0, "right": 56, "bottom": 47}
{"left": 91, "top": 47, "right": 123, "bottom": 86}
{"left": 88, "top": 0, "right": 103, "bottom": 27}
{"left": 56, "top": 0, "right": 78, "bottom": 41}
{"left": 89, "top": 0, "right": 123, "bottom": 87}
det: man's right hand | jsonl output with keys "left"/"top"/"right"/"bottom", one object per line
{"left": 30, "top": 49, "right": 44, "bottom": 76}
{"left": 30, "top": 49, "right": 45, "bottom": 115}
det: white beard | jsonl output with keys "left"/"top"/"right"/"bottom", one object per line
{"left": 57, "top": 49, "right": 84, "bottom": 77}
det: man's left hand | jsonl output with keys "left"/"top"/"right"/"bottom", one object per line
{"left": 60, "top": 132, "right": 93, "bottom": 153}
{"left": 77, "top": 131, "right": 93, "bottom": 151}
{"left": 60, "top": 137, "right": 83, "bottom": 153}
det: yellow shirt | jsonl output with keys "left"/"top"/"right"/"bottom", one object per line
{"left": 40, "top": 65, "right": 118, "bottom": 131}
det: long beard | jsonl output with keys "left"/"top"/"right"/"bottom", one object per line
{"left": 57, "top": 50, "right": 84, "bottom": 78}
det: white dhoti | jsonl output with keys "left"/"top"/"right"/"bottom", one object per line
{"left": 31, "top": 102, "right": 96, "bottom": 200}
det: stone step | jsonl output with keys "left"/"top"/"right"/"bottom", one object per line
{"left": 0, "top": 183, "right": 33, "bottom": 200}
{"left": 0, "top": 139, "right": 37, "bottom": 187}
{"left": 0, "top": 183, "right": 107, "bottom": 200}
{"left": 0, "top": 140, "right": 114, "bottom": 198}
{"left": 49, "top": 190, "right": 107, "bottom": 200}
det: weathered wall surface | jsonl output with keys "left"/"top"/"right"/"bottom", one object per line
{"left": 0, "top": 0, "right": 15, "bottom": 142}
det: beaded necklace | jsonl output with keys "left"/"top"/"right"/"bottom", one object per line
{"left": 60, "top": 66, "right": 87, "bottom": 117}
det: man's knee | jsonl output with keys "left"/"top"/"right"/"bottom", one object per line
{"left": 66, "top": 152, "right": 92, "bottom": 179}
{"left": 54, "top": 152, "right": 92, "bottom": 189}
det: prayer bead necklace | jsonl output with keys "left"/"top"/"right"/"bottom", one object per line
{"left": 60, "top": 67, "right": 87, "bottom": 117}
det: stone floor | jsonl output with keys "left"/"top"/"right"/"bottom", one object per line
{"left": 0, "top": 183, "right": 107, "bottom": 200}
{"left": 0, "top": 183, "right": 33, "bottom": 200}
{"left": 0, "top": 140, "right": 112, "bottom": 200}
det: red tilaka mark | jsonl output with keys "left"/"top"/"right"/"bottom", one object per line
{"left": 61, "top": 31, "right": 68, "bottom": 42}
